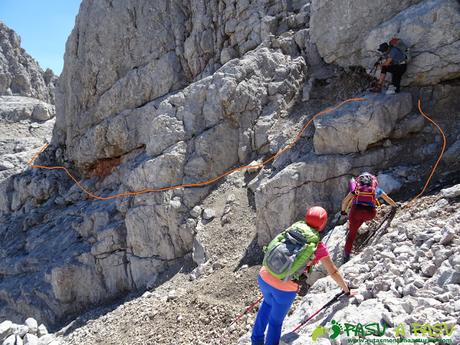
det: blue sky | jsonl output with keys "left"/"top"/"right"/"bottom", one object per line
{"left": 0, "top": 0, "right": 81, "bottom": 75}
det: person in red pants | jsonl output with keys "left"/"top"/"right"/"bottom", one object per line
{"left": 341, "top": 173, "right": 397, "bottom": 262}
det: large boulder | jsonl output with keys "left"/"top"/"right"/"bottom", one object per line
{"left": 313, "top": 93, "right": 412, "bottom": 154}
{"left": 0, "top": 96, "right": 55, "bottom": 122}
{"left": 253, "top": 147, "right": 399, "bottom": 245}
{"left": 310, "top": 0, "right": 460, "bottom": 86}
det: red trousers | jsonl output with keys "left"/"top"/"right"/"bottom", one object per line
{"left": 344, "top": 205, "right": 376, "bottom": 255}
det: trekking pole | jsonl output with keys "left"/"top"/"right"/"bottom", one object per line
{"left": 359, "top": 207, "right": 396, "bottom": 249}
{"left": 369, "top": 56, "right": 382, "bottom": 76}
{"left": 291, "top": 291, "right": 344, "bottom": 333}
{"left": 220, "top": 296, "right": 263, "bottom": 337}
{"left": 367, "top": 56, "right": 384, "bottom": 90}
{"left": 369, "top": 64, "right": 378, "bottom": 76}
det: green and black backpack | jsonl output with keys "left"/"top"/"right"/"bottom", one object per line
{"left": 263, "top": 221, "right": 320, "bottom": 281}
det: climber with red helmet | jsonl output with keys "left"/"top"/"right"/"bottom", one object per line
{"left": 341, "top": 173, "right": 397, "bottom": 262}
{"left": 251, "top": 206, "right": 356, "bottom": 345}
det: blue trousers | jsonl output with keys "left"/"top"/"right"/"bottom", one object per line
{"left": 251, "top": 275, "right": 297, "bottom": 345}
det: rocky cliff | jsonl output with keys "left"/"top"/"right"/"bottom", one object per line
{"left": 0, "top": 21, "right": 56, "bottom": 102}
{"left": 0, "top": 22, "right": 56, "bottom": 183}
{"left": 0, "top": 0, "right": 459, "bottom": 340}
{"left": 310, "top": 0, "right": 460, "bottom": 85}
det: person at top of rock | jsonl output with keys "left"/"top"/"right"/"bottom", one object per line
{"left": 251, "top": 206, "right": 357, "bottom": 345}
{"left": 341, "top": 172, "right": 397, "bottom": 262}
{"left": 372, "top": 38, "right": 409, "bottom": 94}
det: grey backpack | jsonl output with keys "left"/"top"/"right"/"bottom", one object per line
{"left": 263, "top": 222, "right": 320, "bottom": 281}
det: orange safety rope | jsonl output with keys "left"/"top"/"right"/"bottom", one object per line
{"left": 403, "top": 98, "right": 447, "bottom": 208}
{"left": 222, "top": 98, "right": 445, "bottom": 339}
{"left": 27, "top": 97, "right": 445, "bottom": 204}
{"left": 27, "top": 98, "right": 365, "bottom": 200}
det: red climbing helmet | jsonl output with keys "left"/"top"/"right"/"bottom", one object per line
{"left": 389, "top": 37, "right": 399, "bottom": 47}
{"left": 305, "top": 206, "right": 328, "bottom": 232}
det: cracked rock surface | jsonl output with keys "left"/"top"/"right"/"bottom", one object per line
{"left": 311, "top": 0, "right": 460, "bottom": 86}
{"left": 0, "top": 0, "right": 459, "bottom": 340}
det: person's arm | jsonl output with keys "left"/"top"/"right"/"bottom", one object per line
{"left": 319, "top": 256, "right": 353, "bottom": 294}
{"left": 341, "top": 192, "right": 354, "bottom": 214}
{"left": 381, "top": 192, "right": 397, "bottom": 207}
{"left": 382, "top": 57, "right": 392, "bottom": 66}
{"left": 382, "top": 50, "right": 393, "bottom": 66}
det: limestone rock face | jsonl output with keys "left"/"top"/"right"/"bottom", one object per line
{"left": 36, "top": 47, "right": 304, "bottom": 324}
{"left": 0, "top": 4, "right": 307, "bottom": 325}
{"left": 1, "top": 0, "right": 459, "bottom": 333}
{"left": 365, "top": 0, "right": 460, "bottom": 86}
{"left": 63, "top": 47, "right": 306, "bottom": 169}
{"left": 254, "top": 92, "right": 419, "bottom": 245}
{"left": 0, "top": 22, "right": 56, "bottom": 102}
{"left": 310, "top": 0, "right": 460, "bottom": 86}
{"left": 313, "top": 93, "right": 413, "bottom": 154}
{"left": 0, "top": 95, "right": 55, "bottom": 183}
{"left": 0, "top": 96, "right": 55, "bottom": 122}
{"left": 54, "top": 0, "right": 293, "bottom": 158}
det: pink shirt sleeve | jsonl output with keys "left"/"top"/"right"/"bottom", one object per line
{"left": 313, "top": 242, "right": 329, "bottom": 264}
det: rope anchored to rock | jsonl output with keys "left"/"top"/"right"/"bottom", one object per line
{"left": 28, "top": 98, "right": 365, "bottom": 200}
{"left": 403, "top": 99, "right": 447, "bottom": 208}
{"left": 27, "top": 98, "right": 445, "bottom": 205}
